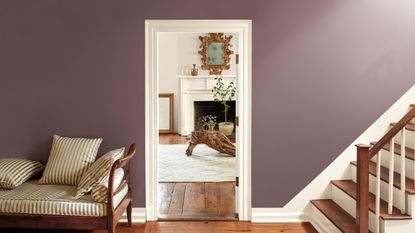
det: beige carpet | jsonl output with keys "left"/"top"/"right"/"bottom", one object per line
{"left": 158, "top": 144, "right": 236, "bottom": 182}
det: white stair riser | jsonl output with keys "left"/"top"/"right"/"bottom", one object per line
{"left": 395, "top": 129, "right": 415, "bottom": 150}
{"left": 351, "top": 165, "right": 406, "bottom": 210}
{"left": 331, "top": 184, "right": 378, "bottom": 232}
{"left": 371, "top": 149, "right": 415, "bottom": 180}
{"left": 310, "top": 205, "right": 342, "bottom": 233}
{"left": 331, "top": 184, "right": 415, "bottom": 233}
{"left": 383, "top": 219, "right": 412, "bottom": 233}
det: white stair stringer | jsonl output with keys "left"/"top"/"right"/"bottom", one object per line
{"left": 310, "top": 204, "right": 342, "bottom": 233}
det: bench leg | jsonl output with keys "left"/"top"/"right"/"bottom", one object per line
{"left": 108, "top": 224, "right": 116, "bottom": 233}
{"left": 127, "top": 201, "right": 132, "bottom": 227}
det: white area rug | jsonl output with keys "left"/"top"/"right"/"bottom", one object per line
{"left": 159, "top": 144, "right": 235, "bottom": 182}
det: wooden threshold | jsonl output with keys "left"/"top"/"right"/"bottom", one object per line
{"left": 158, "top": 213, "right": 238, "bottom": 221}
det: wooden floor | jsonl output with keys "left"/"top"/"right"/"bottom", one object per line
{"left": 159, "top": 133, "right": 189, "bottom": 144}
{"left": 159, "top": 182, "right": 236, "bottom": 220}
{"left": 158, "top": 133, "right": 236, "bottom": 220}
{"left": 159, "top": 133, "right": 235, "bottom": 144}
{"left": 5, "top": 222, "right": 317, "bottom": 233}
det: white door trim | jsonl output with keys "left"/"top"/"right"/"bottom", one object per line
{"left": 145, "top": 20, "right": 252, "bottom": 221}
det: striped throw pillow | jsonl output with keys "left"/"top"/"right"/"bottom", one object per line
{"left": 0, "top": 159, "right": 44, "bottom": 189}
{"left": 39, "top": 135, "right": 103, "bottom": 186}
{"left": 76, "top": 148, "right": 124, "bottom": 197}
{"left": 91, "top": 168, "right": 125, "bottom": 203}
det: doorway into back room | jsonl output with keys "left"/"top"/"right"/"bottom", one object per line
{"left": 157, "top": 31, "right": 238, "bottom": 220}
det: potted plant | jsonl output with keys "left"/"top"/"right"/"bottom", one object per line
{"left": 200, "top": 114, "right": 217, "bottom": 132}
{"left": 212, "top": 76, "right": 236, "bottom": 136}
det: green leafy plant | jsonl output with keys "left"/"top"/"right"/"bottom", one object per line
{"left": 212, "top": 76, "right": 236, "bottom": 122}
{"left": 200, "top": 114, "right": 217, "bottom": 130}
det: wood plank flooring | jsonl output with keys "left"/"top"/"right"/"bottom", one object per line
{"left": 159, "top": 133, "right": 189, "bottom": 144}
{"left": 159, "top": 133, "right": 236, "bottom": 220}
{"left": 159, "top": 133, "right": 235, "bottom": 144}
{"left": 6, "top": 222, "right": 318, "bottom": 233}
{"left": 159, "top": 182, "right": 236, "bottom": 220}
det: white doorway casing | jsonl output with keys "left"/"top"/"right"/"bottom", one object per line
{"left": 145, "top": 20, "right": 252, "bottom": 221}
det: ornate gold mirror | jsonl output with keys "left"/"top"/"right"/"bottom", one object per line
{"left": 198, "top": 33, "right": 234, "bottom": 75}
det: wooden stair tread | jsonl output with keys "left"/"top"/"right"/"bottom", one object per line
{"left": 311, "top": 199, "right": 358, "bottom": 233}
{"left": 391, "top": 122, "right": 415, "bottom": 132}
{"left": 350, "top": 161, "right": 415, "bottom": 194}
{"left": 370, "top": 141, "right": 415, "bottom": 161}
{"left": 331, "top": 180, "right": 411, "bottom": 220}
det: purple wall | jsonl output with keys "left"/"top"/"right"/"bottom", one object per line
{"left": 1, "top": 0, "right": 415, "bottom": 207}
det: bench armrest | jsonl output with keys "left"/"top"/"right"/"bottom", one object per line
{"left": 107, "top": 143, "right": 136, "bottom": 211}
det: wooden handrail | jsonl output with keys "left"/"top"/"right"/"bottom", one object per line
{"left": 369, "top": 106, "right": 415, "bottom": 158}
{"left": 356, "top": 105, "right": 415, "bottom": 233}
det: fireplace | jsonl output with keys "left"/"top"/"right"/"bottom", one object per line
{"left": 178, "top": 75, "right": 236, "bottom": 135}
{"left": 194, "top": 101, "right": 236, "bottom": 132}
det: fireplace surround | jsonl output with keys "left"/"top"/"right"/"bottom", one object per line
{"left": 178, "top": 75, "right": 236, "bottom": 135}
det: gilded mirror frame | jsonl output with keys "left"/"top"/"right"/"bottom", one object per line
{"left": 198, "top": 33, "right": 234, "bottom": 75}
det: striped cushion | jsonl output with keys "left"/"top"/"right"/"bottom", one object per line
{"left": 0, "top": 180, "right": 129, "bottom": 216}
{"left": 76, "top": 148, "right": 124, "bottom": 197}
{"left": 39, "top": 135, "right": 103, "bottom": 186}
{"left": 91, "top": 168, "right": 125, "bottom": 203}
{"left": 0, "top": 159, "right": 44, "bottom": 189}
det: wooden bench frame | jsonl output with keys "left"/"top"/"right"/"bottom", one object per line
{"left": 0, "top": 143, "right": 137, "bottom": 233}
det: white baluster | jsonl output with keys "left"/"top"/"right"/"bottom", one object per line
{"left": 376, "top": 151, "right": 381, "bottom": 233}
{"left": 401, "top": 128, "right": 406, "bottom": 214}
{"left": 388, "top": 137, "right": 395, "bottom": 214}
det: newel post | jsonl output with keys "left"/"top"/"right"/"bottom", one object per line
{"left": 356, "top": 144, "right": 370, "bottom": 233}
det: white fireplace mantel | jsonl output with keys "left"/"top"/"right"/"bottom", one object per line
{"left": 178, "top": 75, "right": 236, "bottom": 135}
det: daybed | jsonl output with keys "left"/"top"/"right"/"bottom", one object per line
{"left": 0, "top": 143, "right": 136, "bottom": 233}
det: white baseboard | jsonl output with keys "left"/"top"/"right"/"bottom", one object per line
{"left": 122, "top": 208, "right": 309, "bottom": 223}
{"left": 119, "top": 208, "right": 146, "bottom": 223}
{"left": 251, "top": 208, "right": 308, "bottom": 222}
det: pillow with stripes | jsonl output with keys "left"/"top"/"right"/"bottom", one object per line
{"left": 76, "top": 147, "right": 125, "bottom": 198}
{"left": 0, "top": 159, "right": 44, "bottom": 189}
{"left": 91, "top": 168, "right": 125, "bottom": 203}
{"left": 39, "top": 135, "right": 103, "bottom": 186}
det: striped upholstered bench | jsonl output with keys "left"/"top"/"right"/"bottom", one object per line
{"left": 0, "top": 143, "right": 136, "bottom": 233}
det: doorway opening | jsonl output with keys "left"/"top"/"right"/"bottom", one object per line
{"left": 145, "top": 20, "right": 252, "bottom": 221}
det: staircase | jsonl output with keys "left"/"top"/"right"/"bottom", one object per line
{"left": 310, "top": 105, "right": 415, "bottom": 233}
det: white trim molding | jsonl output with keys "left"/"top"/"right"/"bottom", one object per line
{"left": 123, "top": 208, "right": 308, "bottom": 223}
{"left": 145, "top": 20, "right": 252, "bottom": 221}
{"left": 120, "top": 208, "right": 146, "bottom": 223}
{"left": 252, "top": 208, "right": 308, "bottom": 223}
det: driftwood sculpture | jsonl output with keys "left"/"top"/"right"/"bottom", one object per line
{"left": 186, "top": 131, "right": 235, "bottom": 156}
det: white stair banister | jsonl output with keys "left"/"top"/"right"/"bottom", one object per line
{"left": 388, "top": 137, "right": 395, "bottom": 214}
{"left": 375, "top": 151, "right": 381, "bottom": 233}
{"left": 400, "top": 128, "right": 406, "bottom": 214}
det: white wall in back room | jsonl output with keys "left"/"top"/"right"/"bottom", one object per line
{"left": 178, "top": 33, "right": 238, "bottom": 76}
{"left": 159, "top": 33, "right": 179, "bottom": 132}
{"left": 159, "top": 32, "right": 238, "bottom": 133}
